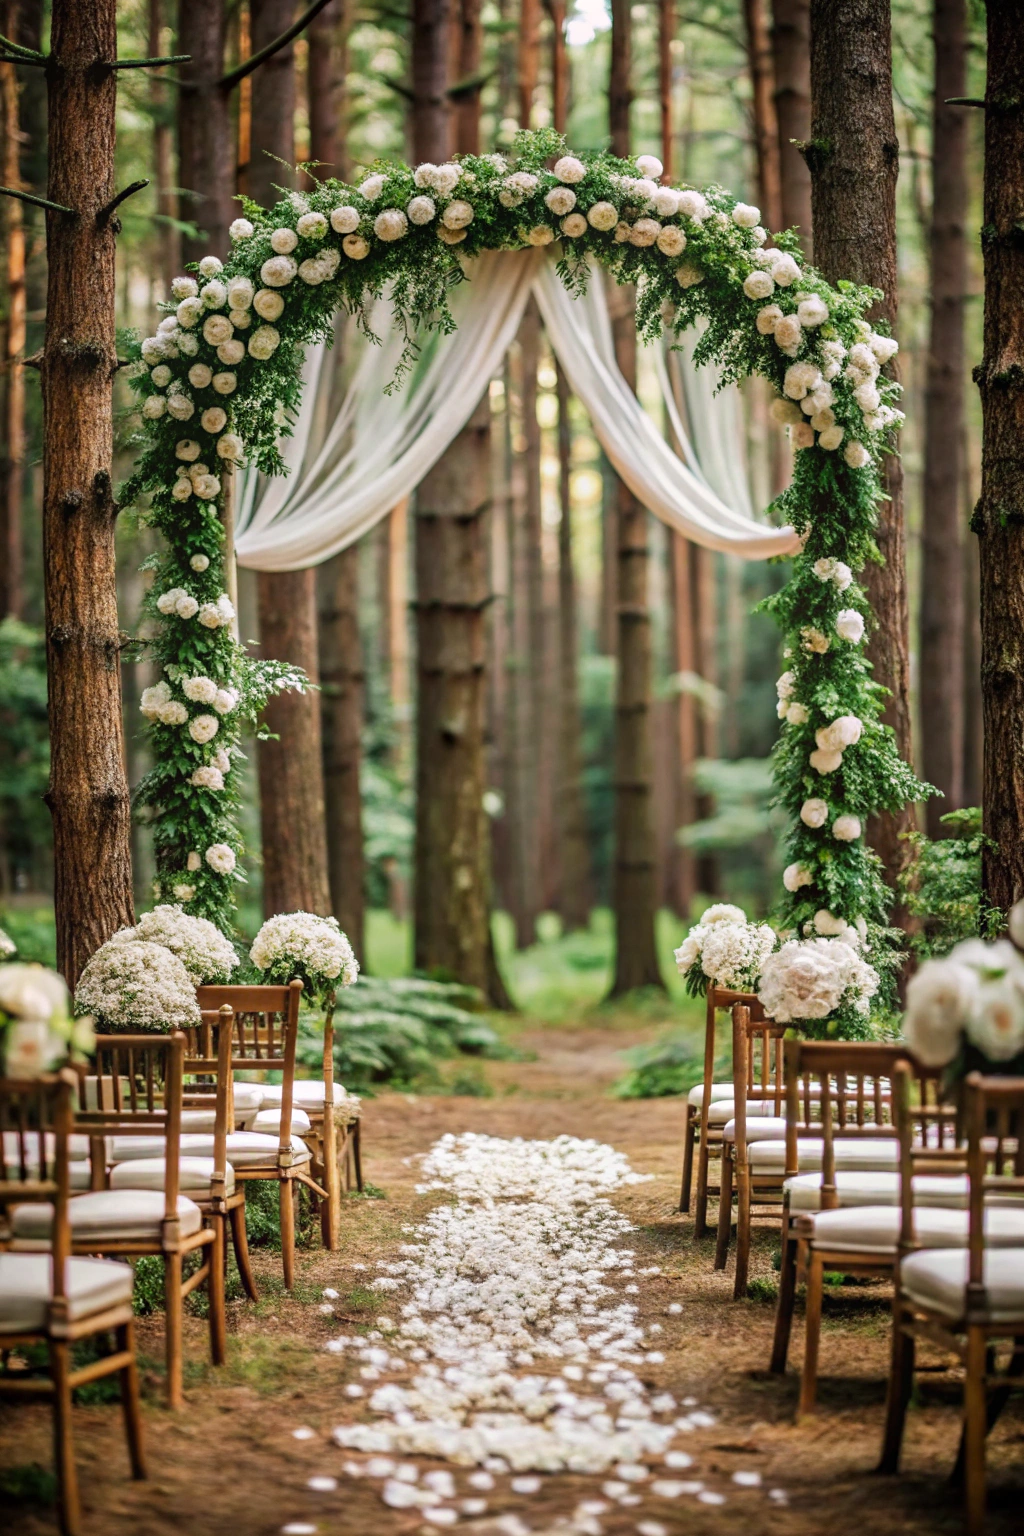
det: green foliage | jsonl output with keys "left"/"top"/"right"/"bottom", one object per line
{"left": 0, "top": 620, "right": 50, "bottom": 890}
{"left": 614, "top": 1034, "right": 702, "bottom": 1099}
{"left": 899, "top": 808, "right": 1004, "bottom": 958}
{"left": 0, "top": 906, "right": 56, "bottom": 967}
{"left": 746, "top": 1277, "right": 778, "bottom": 1304}
{"left": 0, "top": 1463, "right": 57, "bottom": 1508}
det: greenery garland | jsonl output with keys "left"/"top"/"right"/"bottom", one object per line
{"left": 124, "top": 126, "right": 929, "bottom": 960}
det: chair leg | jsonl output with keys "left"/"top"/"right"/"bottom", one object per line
{"left": 322, "top": 1104, "right": 341, "bottom": 1252}
{"left": 163, "top": 1251, "right": 184, "bottom": 1409}
{"left": 879, "top": 1298, "right": 915, "bottom": 1473}
{"left": 50, "top": 1339, "right": 81, "bottom": 1536}
{"left": 229, "top": 1198, "right": 259, "bottom": 1302}
{"left": 116, "top": 1321, "right": 146, "bottom": 1480}
{"left": 207, "top": 1222, "right": 227, "bottom": 1366}
{"left": 733, "top": 1163, "right": 751, "bottom": 1299}
{"left": 964, "top": 1326, "right": 988, "bottom": 1536}
{"left": 694, "top": 1128, "right": 711, "bottom": 1237}
{"left": 770, "top": 1228, "right": 798, "bottom": 1373}
{"left": 280, "top": 1178, "right": 296, "bottom": 1291}
{"left": 680, "top": 1109, "right": 695, "bottom": 1214}
{"left": 352, "top": 1118, "right": 363, "bottom": 1193}
{"left": 798, "top": 1251, "right": 824, "bottom": 1418}
{"left": 714, "top": 1144, "right": 734, "bottom": 1270}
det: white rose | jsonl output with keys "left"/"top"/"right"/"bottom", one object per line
{"left": 171, "top": 276, "right": 198, "bottom": 299}
{"left": 802, "top": 626, "right": 830, "bottom": 653}
{"left": 732, "top": 201, "right": 760, "bottom": 228}
{"left": 561, "top": 213, "right": 587, "bottom": 237}
{"left": 248, "top": 326, "right": 281, "bottom": 359}
{"left": 166, "top": 394, "right": 194, "bottom": 421}
{"left": 193, "top": 474, "right": 221, "bottom": 500}
{"left": 652, "top": 187, "right": 679, "bottom": 217}
{"left": 844, "top": 441, "right": 871, "bottom": 469}
{"left": 188, "top": 713, "right": 219, "bottom": 744}
{"left": 818, "top": 425, "right": 845, "bottom": 451}
{"left": 553, "top": 155, "right": 587, "bottom": 184}
{"left": 791, "top": 421, "right": 815, "bottom": 449}
{"left": 800, "top": 798, "right": 828, "bottom": 829}
{"left": 176, "top": 297, "right": 203, "bottom": 328}
{"left": 198, "top": 603, "right": 223, "bottom": 629}
{"left": 774, "top": 314, "right": 803, "bottom": 352}
{"left": 253, "top": 289, "right": 285, "bottom": 322}
{"left": 213, "top": 688, "right": 238, "bottom": 715}
{"left": 769, "top": 250, "right": 802, "bottom": 286}
{"left": 785, "top": 701, "right": 809, "bottom": 725}
{"left": 673, "top": 934, "right": 702, "bottom": 973}
{"left": 261, "top": 255, "right": 297, "bottom": 288}
{"left": 587, "top": 201, "right": 618, "bottom": 231}
{"left": 198, "top": 256, "right": 223, "bottom": 278}
{"left": 796, "top": 295, "right": 829, "bottom": 327}
{"left": 229, "top": 217, "right": 255, "bottom": 241}
{"left": 629, "top": 217, "right": 661, "bottom": 247}
{"left": 809, "top": 747, "right": 843, "bottom": 773}
{"left": 190, "top": 553, "right": 210, "bottom": 572}
{"left": 783, "top": 863, "right": 813, "bottom": 893}
{"left": 442, "top": 199, "right": 474, "bottom": 230}
{"left": 330, "top": 205, "right": 360, "bottom": 234}
{"left": 216, "top": 434, "right": 243, "bottom": 462}
{"left": 158, "top": 701, "right": 188, "bottom": 726}
{"left": 869, "top": 332, "right": 899, "bottom": 364}
{"left": 429, "top": 164, "right": 461, "bottom": 195}
{"left": 212, "top": 371, "right": 236, "bottom": 395}
{"left": 175, "top": 594, "right": 199, "bottom": 619}
{"left": 656, "top": 225, "right": 686, "bottom": 257}
{"left": 374, "top": 208, "right": 408, "bottom": 241}
{"left": 836, "top": 609, "right": 865, "bottom": 644}
{"left": 437, "top": 225, "right": 466, "bottom": 245}
{"left": 171, "top": 477, "right": 192, "bottom": 500}
{"left": 674, "top": 261, "right": 704, "bottom": 288}
{"left": 342, "top": 234, "right": 370, "bottom": 260}
{"left": 205, "top": 843, "right": 237, "bottom": 875}
{"left": 182, "top": 675, "right": 218, "bottom": 704}
{"left": 408, "top": 195, "right": 436, "bottom": 225}
{"left": 202, "top": 313, "right": 233, "bottom": 346}
{"left": 269, "top": 227, "right": 298, "bottom": 255}
{"left": 212, "top": 748, "right": 231, "bottom": 774}
{"left": 635, "top": 154, "right": 663, "bottom": 180}
{"left": 676, "top": 190, "right": 708, "bottom": 222}
{"left": 142, "top": 395, "right": 166, "bottom": 420}
{"left": 140, "top": 681, "right": 171, "bottom": 718}
{"left": 190, "top": 766, "right": 224, "bottom": 790}
{"left": 175, "top": 439, "right": 201, "bottom": 462}
{"left": 188, "top": 363, "right": 212, "bottom": 390}
{"left": 217, "top": 339, "right": 246, "bottom": 365}
{"left": 297, "top": 210, "right": 328, "bottom": 240}
{"left": 186, "top": 461, "right": 210, "bottom": 483}
{"left": 200, "top": 406, "right": 227, "bottom": 435}
{"left": 226, "top": 276, "right": 255, "bottom": 310}
{"left": 743, "top": 270, "right": 774, "bottom": 300}
{"left": 818, "top": 714, "right": 863, "bottom": 751}
{"left": 545, "top": 186, "right": 576, "bottom": 216}
{"left": 832, "top": 814, "right": 862, "bottom": 842}
{"left": 525, "top": 226, "right": 554, "bottom": 247}
{"left": 769, "top": 397, "right": 803, "bottom": 426}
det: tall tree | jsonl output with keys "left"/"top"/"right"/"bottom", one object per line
{"left": 770, "top": 0, "right": 812, "bottom": 249}
{"left": 177, "top": 2, "right": 233, "bottom": 265}
{"left": 742, "top": 0, "right": 782, "bottom": 231}
{"left": 0, "top": 0, "right": 25, "bottom": 618}
{"left": 147, "top": 0, "right": 178, "bottom": 294}
{"left": 978, "top": 0, "right": 1024, "bottom": 908}
{"left": 919, "top": 0, "right": 967, "bottom": 838}
{"left": 250, "top": 0, "right": 332, "bottom": 919}
{"left": 807, "top": 0, "right": 915, "bottom": 893}
{"left": 40, "top": 0, "right": 134, "bottom": 982}
{"left": 452, "top": 0, "right": 484, "bottom": 155}
{"left": 608, "top": 0, "right": 663, "bottom": 993}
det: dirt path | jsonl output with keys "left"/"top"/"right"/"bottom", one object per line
{"left": 3, "top": 1021, "right": 1022, "bottom": 1535}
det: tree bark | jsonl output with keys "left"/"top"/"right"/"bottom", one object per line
{"left": 518, "top": 295, "right": 544, "bottom": 940}
{"left": 920, "top": 0, "right": 967, "bottom": 839}
{"left": 807, "top": 0, "right": 915, "bottom": 894}
{"left": 318, "top": 550, "right": 365, "bottom": 950}
{"left": 978, "top": 0, "right": 1024, "bottom": 909}
{"left": 743, "top": 0, "right": 782, "bottom": 231}
{"left": 554, "top": 363, "right": 591, "bottom": 930}
{"left": 770, "top": 0, "right": 812, "bottom": 250}
{"left": 42, "top": 0, "right": 134, "bottom": 984}
{"left": 453, "top": 0, "right": 483, "bottom": 155}
{"left": 148, "top": 0, "right": 178, "bottom": 294}
{"left": 518, "top": 0, "right": 542, "bottom": 131}
{"left": 0, "top": 0, "right": 25, "bottom": 618}
{"left": 411, "top": 0, "right": 451, "bottom": 160}
{"left": 692, "top": 543, "right": 719, "bottom": 895}
{"left": 177, "top": 1, "right": 233, "bottom": 266}
{"left": 547, "top": 0, "right": 569, "bottom": 141}
{"left": 308, "top": 0, "right": 346, "bottom": 179}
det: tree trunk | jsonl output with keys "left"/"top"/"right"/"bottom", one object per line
{"left": 978, "top": 0, "right": 1024, "bottom": 909}
{"left": 308, "top": 0, "right": 346, "bottom": 179}
{"left": 692, "top": 543, "right": 719, "bottom": 895}
{"left": 411, "top": 0, "right": 451, "bottom": 159}
{"left": 770, "top": 0, "right": 812, "bottom": 250}
{"left": 743, "top": 0, "right": 782, "bottom": 231}
{"left": 177, "top": 1, "right": 233, "bottom": 266}
{"left": 547, "top": 0, "right": 569, "bottom": 140}
{"left": 554, "top": 363, "right": 591, "bottom": 930}
{"left": 148, "top": 0, "right": 178, "bottom": 294}
{"left": 453, "top": 0, "right": 483, "bottom": 155}
{"left": 807, "top": 0, "right": 915, "bottom": 894}
{"left": 318, "top": 550, "right": 365, "bottom": 950}
{"left": 250, "top": 0, "right": 332, "bottom": 919}
{"left": 519, "top": 295, "right": 544, "bottom": 937}
{"left": 518, "top": 0, "right": 541, "bottom": 131}
{"left": 42, "top": 0, "right": 134, "bottom": 984}
{"left": 0, "top": 0, "right": 25, "bottom": 619}
{"left": 669, "top": 533, "right": 697, "bottom": 914}
{"left": 920, "top": 0, "right": 967, "bottom": 839}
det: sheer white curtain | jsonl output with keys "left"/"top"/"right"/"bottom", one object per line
{"left": 234, "top": 250, "right": 798, "bottom": 571}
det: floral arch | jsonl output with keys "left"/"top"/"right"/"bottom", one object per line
{"left": 124, "top": 127, "right": 925, "bottom": 984}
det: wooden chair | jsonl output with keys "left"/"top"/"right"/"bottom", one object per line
{"left": 17, "top": 1033, "right": 226, "bottom": 1408}
{"left": 0, "top": 1071, "right": 145, "bottom": 1534}
{"left": 683, "top": 987, "right": 763, "bottom": 1234}
{"left": 880, "top": 1072, "right": 1024, "bottom": 1535}
{"left": 714, "top": 1004, "right": 788, "bottom": 1294}
{"left": 194, "top": 982, "right": 325, "bottom": 1289}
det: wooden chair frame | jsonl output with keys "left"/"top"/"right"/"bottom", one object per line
{"left": 0, "top": 1071, "right": 145, "bottom": 1535}
{"left": 195, "top": 981, "right": 326, "bottom": 1288}
{"left": 880, "top": 1072, "right": 1024, "bottom": 1535}
{"left": 65, "top": 1033, "right": 225, "bottom": 1408}
{"left": 714, "top": 1004, "right": 788, "bottom": 1295}
{"left": 683, "top": 987, "right": 762, "bottom": 1234}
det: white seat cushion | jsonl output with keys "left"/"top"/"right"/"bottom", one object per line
{"left": 10, "top": 1190, "right": 203, "bottom": 1244}
{"left": 721, "top": 1113, "right": 787, "bottom": 1141}
{"left": 711, "top": 1101, "right": 782, "bottom": 1128}
{"left": 109, "top": 1156, "right": 236, "bottom": 1197}
{"left": 901, "top": 1247, "right": 1024, "bottom": 1324}
{"left": 2, "top": 1131, "right": 90, "bottom": 1164}
{"left": 248, "top": 1107, "right": 312, "bottom": 1135}
{"left": 181, "top": 1109, "right": 219, "bottom": 1132}
{"left": 687, "top": 1081, "right": 734, "bottom": 1107}
{"left": 258, "top": 1081, "right": 351, "bottom": 1109}
{"left": 231, "top": 1082, "right": 265, "bottom": 1113}
{"left": 749, "top": 1135, "right": 899, "bottom": 1175}
{"left": 0, "top": 1253, "right": 135, "bottom": 1333}
{"left": 785, "top": 1170, "right": 970, "bottom": 1212}
{"left": 809, "top": 1203, "right": 1024, "bottom": 1256}
{"left": 111, "top": 1131, "right": 309, "bottom": 1167}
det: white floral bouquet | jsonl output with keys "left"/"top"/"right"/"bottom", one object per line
{"left": 673, "top": 904, "right": 777, "bottom": 997}
{"left": 757, "top": 936, "right": 879, "bottom": 1039}
{"left": 0, "top": 963, "right": 94, "bottom": 1077}
{"left": 108, "top": 903, "right": 237, "bottom": 985}
{"left": 249, "top": 912, "right": 359, "bottom": 1006}
{"left": 75, "top": 940, "right": 201, "bottom": 1033}
{"left": 903, "top": 936, "right": 1024, "bottom": 1077}
{"left": 0, "top": 927, "right": 16, "bottom": 960}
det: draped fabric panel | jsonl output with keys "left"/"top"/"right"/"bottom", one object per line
{"left": 234, "top": 250, "right": 799, "bottom": 571}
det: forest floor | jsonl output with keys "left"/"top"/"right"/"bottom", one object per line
{"left": 3, "top": 1006, "right": 1023, "bottom": 1536}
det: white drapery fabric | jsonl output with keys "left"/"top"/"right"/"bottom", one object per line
{"left": 234, "top": 249, "right": 799, "bottom": 571}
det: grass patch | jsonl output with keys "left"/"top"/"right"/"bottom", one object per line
{"left": 349, "top": 1181, "right": 387, "bottom": 1200}
{"left": 0, "top": 1463, "right": 57, "bottom": 1507}
{"left": 747, "top": 1277, "right": 778, "bottom": 1304}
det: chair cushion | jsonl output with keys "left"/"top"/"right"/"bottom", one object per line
{"left": 258, "top": 1081, "right": 352, "bottom": 1109}
{"left": 248, "top": 1107, "right": 312, "bottom": 1135}
{"left": 785, "top": 1170, "right": 970, "bottom": 1212}
{"left": 180, "top": 1109, "right": 220, "bottom": 1132}
{"left": 109, "top": 1156, "right": 236, "bottom": 1197}
{"left": 901, "top": 1247, "right": 1024, "bottom": 1324}
{"left": 809, "top": 1203, "right": 1024, "bottom": 1256}
{"left": 110, "top": 1131, "right": 309, "bottom": 1167}
{"left": 749, "top": 1135, "right": 899, "bottom": 1175}
{"left": 710, "top": 1101, "right": 782, "bottom": 1128}
{"left": 231, "top": 1082, "right": 265, "bottom": 1113}
{"left": 0, "top": 1253, "right": 135, "bottom": 1333}
{"left": 3, "top": 1131, "right": 92, "bottom": 1165}
{"left": 721, "top": 1113, "right": 787, "bottom": 1142}
{"left": 10, "top": 1190, "right": 203, "bottom": 1244}
{"left": 687, "top": 1081, "right": 734, "bottom": 1107}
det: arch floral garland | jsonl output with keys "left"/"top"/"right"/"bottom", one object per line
{"left": 124, "top": 127, "right": 927, "bottom": 981}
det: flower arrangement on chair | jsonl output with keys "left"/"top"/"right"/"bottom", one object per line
{"left": 673, "top": 904, "right": 777, "bottom": 997}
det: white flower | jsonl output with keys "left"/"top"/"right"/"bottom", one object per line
{"left": 966, "top": 964, "right": 1024, "bottom": 1062}
{"left": 248, "top": 326, "right": 281, "bottom": 359}
{"left": 817, "top": 715, "right": 863, "bottom": 751}
{"left": 429, "top": 163, "right": 461, "bottom": 195}
{"left": 545, "top": 186, "right": 576, "bottom": 216}
{"left": 776, "top": 670, "right": 796, "bottom": 700}
{"left": 791, "top": 421, "right": 815, "bottom": 449}
{"left": 407, "top": 195, "right": 436, "bottom": 224}
{"left": 843, "top": 441, "right": 871, "bottom": 469}
{"left": 802, "top": 626, "right": 830, "bottom": 654}
{"left": 157, "top": 316, "right": 178, "bottom": 337}
{"left": 142, "top": 396, "right": 166, "bottom": 420}
{"left": 158, "top": 700, "right": 188, "bottom": 726}
{"left": 187, "top": 851, "right": 202, "bottom": 872}
{"left": 151, "top": 364, "right": 173, "bottom": 388}
{"left": 525, "top": 225, "right": 554, "bottom": 247}
{"left": 818, "top": 424, "right": 845, "bottom": 451}
{"left": 437, "top": 225, "right": 466, "bottom": 245}
{"left": 229, "top": 217, "right": 255, "bottom": 241}
{"left": 171, "top": 276, "right": 198, "bottom": 300}
{"left": 732, "top": 202, "right": 760, "bottom": 228}
{"left": 212, "top": 372, "right": 236, "bottom": 396}
{"left": 833, "top": 562, "right": 853, "bottom": 591}
{"left": 226, "top": 276, "right": 255, "bottom": 312}
{"left": 836, "top": 608, "right": 865, "bottom": 644}
{"left": 216, "top": 434, "right": 243, "bottom": 463}
{"left": 701, "top": 903, "right": 748, "bottom": 926}
{"left": 758, "top": 937, "right": 877, "bottom": 1023}
{"left": 674, "top": 932, "right": 703, "bottom": 974}
{"left": 774, "top": 314, "right": 803, "bottom": 352}
{"left": 172, "top": 885, "right": 194, "bottom": 902}
{"left": 200, "top": 279, "right": 227, "bottom": 310}
{"left": 182, "top": 676, "right": 218, "bottom": 704}
{"left": 213, "top": 688, "right": 238, "bottom": 715}
{"left": 796, "top": 295, "right": 829, "bottom": 327}
{"left": 127, "top": 905, "right": 236, "bottom": 984}
{"left": 413, "top": 162, "right": 437, "bottom": 188}
{"left": 140, "top": 681, "right": 172, "bottom": 719}
{"left": 205, "top": 843, "right": 237, "bottom": 876}
{"left": 783, "top": 863, "right": 813, "bottom": 893}
{"left": 903, "top": 957, "right": 975, "bottom": 1067}
{"left": 198, "top": 602, "right": 223, "bottom": 629}
{"left": 786, "top": 701, "right": 809, "bottom": 725}
{"left": 800, "top": 798, "right": 828, "bottom": 829}
{"left": 212, "top": 748, "right": 231, "bottom": 775}
{"left": 216, "top": 339, "right": 245, "bottom": 365}
{"left": 268, "top": 227, "right": 297, "bottom": 255}
{"left": 561, "top": 214, "right": 587, "bottom": 238}
{"left": 553, "top": 155, "right": 587, "bottom": 184}
{"left": 251, "top": 911, "right": 359, "bottom": 993}
{"left": 342, "top": 234, "right": 370, "bottom": 260}
{"left": 201, "top": 315, "right": 233, "bottom": 349}
{"left": 441, "top": 198, "right": 474, "bottom": 230}
{"left": 699, "top": 920, "right": 777, "bottom": 991}
{"left": 175, "top": 593, "right": 199, "bottom": 619}
{"left": 261, "top": 255, "right": 297, "bottom": 288}
{"left": 193, "top": 474, "right": 221, "bottom": 500}
{"left": 191, "top": 765, "right": 224, "bottom": 790}
{"left": 188, "top": 713, "right": 219, "bottom": 744}
{"left": 187, "top": 363, "right": 212, "bottom": 390}
{"left": 652, "top": 187, "right": 679, "bottom": 217}
{"left": 140, "top": 337, "right": 166, "bottom": 364}
{"left": 768, "top": 250, "right": 802, "bottom": 286}
{"left": 783, "top": 362, "right": 820, "bottom": 400}
{"left": 252, "top": 290, "right": 285, "bottom": 325}
{"left": 810, "top": 747, "right": 843, "bottom": 773}
{"left": 176, "top": 297, "right": 203, "bottom": 328}
{"left": 166, "top": 394, "right": 194, "bottom": 422}
{"left": 75, "top": 939, "right": 201, "bottom": 1032}
{"left": 636, "top": 154, "right": 663, "bottom": 180}
{"left": 674, "top": 261, "right": 704, "bottom": 288}
{"left": 331, "top": 205, "right": 360, "bottom": 234}
{"left": 374, "top": 208, "right": 408, "bottom": 242}
{"left": 359, "top": 172, "right": 387, "bottom": 201}
{"left": 742, "top": 270, "right": 774, "bottom": 301}
{"left": 854, "top": 381, "right": 881, "bottom": 414}
{"left": 769, "top": 397, "right": 803, "bottom": 427}
{"left": 832, "top": 814, "right": 862, "bottom": 842}
{"left": 297, "top": 210, "right": 328, "bottom": 240}
{"left": 215, "top": 594, "right": 235, "bottom": 624}
{"left": 190, "top": 553, "right": 210, "bottom": 572}
{"left": 676, "top": 190, "right": 708, "bottom": 221}
{"left": 198, "top": 256, "right": 223, "bottom": 279}
{"left": 821, "top": 339, "right": 847, "bottom": 379}
{"left": 187, "top": 461, "right": 210, "bottom": 483}
{"left": 587, "top": 201, "right": 618, "bottom": 231}
{"left": 628, "top": 218, "right": 660, "bottom": 247}
{"left": 869, "top": 332, "right": 899, "bottom": 364}
{"left": 157, "top": 587, "right": 186, "bottom": 615}
{"left": 200, "top": 406, "right": 227, "bottom": 435}
{"left": 656, "top": 225, "right": 686, "bottom": 257}
{"left": 813, "top": 910, "right": 847, "bottom": 937}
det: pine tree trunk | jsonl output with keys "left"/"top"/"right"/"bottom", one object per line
{"left": 519, "top": 295, "right": 544, "bottom": 938}
{"left": 770, "top": 0, "right": 812, "bottom": 251}
{"left": 518, "top": 0, "right": 541, "bottom": 130}
{"left": 250, "top": 0, "right": 333, "bottom": 919}
{"left": 177, "top": 1, "right": 233, "bottom": 265}
{"left": 148, "top": 0, "right": 178, "bottom": 294}
{"left": 308, "top": 0, "right": 346, "bottom": 179}
{"left": 920, "top": 0, "right": 967, "bottom": 838}
{"left": 978, "top": 0, "right": 1024, "bottom": 909}
{"left": 453, "top": 0, "right": 483, "bottom": 155}
{"left": 548, "top": 0, "right": 569, "bottom": 137}
{"left": 692, "top": 543, "right": 719, "bottom": 896}
{"left": 555, "top": 363, "right": 591, "bottom": 929}
{"left": 0, "top": 2, "right": 25, "bottom": 619}
{"left": 318, "top": 550, "right": 365, "bottom": 950}
{"left": 807, "top": 0, "right": 915, "bottom": 894}
{"left": 743, "top": 0, "right": 782, "bottom": 230}
{"left": 42, "top": 0, "right": 134, "bottom": 984}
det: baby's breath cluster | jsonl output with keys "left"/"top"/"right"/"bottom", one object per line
{"left": 125, "top": 128, "right": 926, "bottom": 949}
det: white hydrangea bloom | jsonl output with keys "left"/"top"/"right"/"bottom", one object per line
{"left": 732, "top": 202, "right": 760, "bottom": 228}
{"left": 698, "top": 920, "right": 776, "bottom": 991}
{"left": 251, "top": 911, "right": 360, "bottom": 992}
{"left": 126, "top": 904, "right": 236, "bottom": 983}
{"left": 758, "top": 937, "right": 877, "bottom": 1023}
{"left": 75, "top": 939, "right": 201, "bottom": 1032}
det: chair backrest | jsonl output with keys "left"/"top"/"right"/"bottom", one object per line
{"left": 730, "top": 1004, "right": 788, "bottom": 1150}
{"left": 76, "top": 1033, "right": 186, "bottom": 1218}
{"left": 963, "top": 1073, "right": 1024, "bottom": 1304}
{"left": 892, "top": 1060, "right": 965, "bottom": 1254}
{"left": 698, "top": 987, "right": 762, "bottom": 1119}
{"left": 0, "top": 1071, "right": 77, "bottom": 1307}
{"left": 181, "top": 1005, "right": 234, "bottom": 1201}
{"left": 195, "top": 982, "right": 302, "bottom": 1156}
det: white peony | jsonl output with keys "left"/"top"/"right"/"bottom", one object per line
{"left": 151, "top": 364, "right": 173, "bottom": 387}
{"left": 182, "top": 676, "right": 218, "bottom": 704}
{"left": 802, "top": 627, "right": 830, "bottom": 654}
{"left": 253, "top": 289, "right": 285, "bottom": 323}
{"left": 188, "top": 363, "right": 212, "bottom": 390}
{"left": 140, "top": 681, "right": 172, "bottom": 719}
{"left": 166, "top": 394, "right": 194, "bottom": 421}
{"left": 629, "top": 218, "right": 661, "bottom": 247}
{"left": 774, "top": 314, "right": 804, "bottom": 352}
{"left": 965, "top": 961, "right": 1024, "bottom": 1062}
{"left": 810, "top": 747, "right": 843, "bottom": 774}
{"left": 526, "top": 226, "right": 555, "bottom": 247}
{"left": 190, "top": 765, "right": 224, "bottom": 790}
{"left": 158, "top": 700, "right": 188, "bottom": 726}
{"left": 844, "top": 440, "right": 871, "bottom": 469}
{"left": 674, "top": 261, "right": 704, "bottom": 288}
{"left": 407, "top": 195, "right": 436, "bottom": 224}
{"left": 758, "top": 937, "right": 877, "bottom": 1023}
{"left": 142, "top": 396, "right": 166, "bottom": 420}
{"left": 175, "top": 593, "right": 199, "bottom": 619}
{"left": 212, "top": 688, "right": 238, "bottom": 715}
{"left": 342, "top": 234, "right": 370, "bottom": 260}
{"left": 676, "top": 190, "right": 708, "bottom": 221}
{"left": 635, "top": 154, "right": 663, "bottom": 180}
{"left": 200, "top": 406, "right": 227, "bottom": 435}
{"left": 198, "top": 256, "right": 223, "bottom": 278}
{"left": 205, "top": 843, "right": 237, "bottom": 876}
{"left": 769, "top": 396, "right": 803, "bottom": 426}
{"left": 652, "top": 187, "right": 679, "bottom": 217}
{"left": 783, "top": 362, "right": 821, "bottom": 400}
{"left": 783, "top": 863, "right": 813, "bottom": 893}
{"left": 200, "top": 279, "right": 227, "bottom": 310}
{"left": 331, "top": 205, "right": 360, "bottom": 235}
{"left": 836, "top": 609, "right": 865, "bottom": 644}
{"left": 171, "top": 276, "right": 198, "bottom": 300}
{"left": 188, "top": 713, "right": 219, "bottom": 744}
{"left": 374, "top": 208, "right": 408, "bottom": 241}
{"left": 869, "top": 332, "right": 899, "bottom": 364}
{"left": 587, "top": 201, "right": 618, "bottom": 231}
{"left": 743, "top": 270, "right": 774, "bottom": 300}
{"left": 768, "top": 250, "right": 802, "bottom": 286}
{"left": 832, "top": 814, "right": 862, "bottom": 842}
{"left": 903, "top": 957, "right": 976, "bottom": 1068}
{"left": 297, "top": 210, "right": 328, "bottom": 240}
{"left": 732, "top": 202, "right": 760, "bottom": 228}
{"left": 248, "top": 326, "right": 281, "bottom": 359}
{"left": 818, "top": 424, "right": 845, "bottom": 451}
{"left": 656, "top": 226, "right": 686, "bottom": 257}
{"left": 800, "top": 798, "right": 828, "bottom": 829}
{"left": 796, "top": 295, "right": 829, "bottom": 327}
{"left": 553, "top": 156, "right": 586, "bottom": 184}
{"left": 229, "top": 217, "right": 255, "bottom": 241}
{"left": 216, "top": 434, "right": 243, "bottom": 462}
{"left": 261, "top": 255, "right": 297, "bottom": 288}
{"left": 758, "top": 305, "right": 785, "bottom": 336}
{"left": 212, "top": 371, "right": 236, "bottom": 395}
{"left": 217, "top": 339, "right": 246, "bottom": 365}
{"left": 198, "top": 602, "right": 223, "bottom": 629}
{"left": 193, "top": 474, "right": 221, "bottom": 500}
{"left": 561, "top": 214, "right": 587, "bottom": 238}
{"left": 545, "top": 186, "right": 576, "bottom": 216}
{"left": 190, "top": 553, "right": 210, "bottom": 572}
{"left": 818, "top": 714, "right": 863, "bottom": 751}
{"left": 786, "top": 701, "right": 809, "bottom": 725}
{"left": 176, "top": 297, "right": 203, "bottom": 328}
